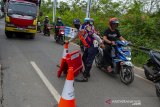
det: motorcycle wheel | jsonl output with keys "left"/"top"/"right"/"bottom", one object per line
{"left": 95, "top": 53, "right": 102, "bottom": 68}
{"left": 155, "top": 83, "right": 160, "bottom": 98}
{"left": 60, "top": 35, "right": 65, "bottom": 45}
{"left": 156, "top": 88, "right": 160, "bottom": 97}
{"left": 144, "top": 69, "right": 154, "bottom": 81}
{"left": 46, "top": 30, "right": 50, "bottom": 36}
{"left": 48, "top": 31, "right": 50, "bottom": 36}
{"left": 120, "top": 66, "right": 134, "bottom": 85}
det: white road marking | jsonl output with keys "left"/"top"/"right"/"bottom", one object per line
{"left": 134, "top": 66, "right": 144, "bottom": 71}
{"left": 133, "top": 66, "right": 153, "bottom": 83}
{"left": 30, "top": 61, "right": 60, "bottom": 103}
{"left": 134, "top": 74, "right": 153, "bottom": 84}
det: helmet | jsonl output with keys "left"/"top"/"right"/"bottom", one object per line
{"left": 84, "top": 17, "right": 90, "bottom": 23}
{"left": 57, "top": 17, "right": 61, "bottom": 20}
{"left": 109, "top": 17, "right": 119, "bottom": 26}
{"left": 45, "top": 16, "right": 48, "bottom": 18}
{"left": 73, "top": 19, "right": 81, "bottom": 29}
{"left": 73, "top": 18, "right": 80, "bottom": 25}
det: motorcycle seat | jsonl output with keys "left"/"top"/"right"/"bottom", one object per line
{"left": 150, "top": 51, "right": 160, "bottom": 67}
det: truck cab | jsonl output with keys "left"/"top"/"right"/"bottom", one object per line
{"left": 4, "top": 0, "right": 40, "bottom": 39}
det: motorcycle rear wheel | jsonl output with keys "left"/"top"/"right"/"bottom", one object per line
{"left": 155, "top": 82, "right": 160, "bottom": 98}
{"left": 120, "top": 66, "right": 134, "bottom": 85}
{"left": 144, "top": 69, "right": 154, "bottom": 81}
{"left": 60, "top": 35, "right": 65, "bottom": 45}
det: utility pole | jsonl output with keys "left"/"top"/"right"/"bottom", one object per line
{"left": 53, "top": 0, "right": 56, "bottom": 23}
{"left": 86, "top": 0, "right": 92, "bottom": 18}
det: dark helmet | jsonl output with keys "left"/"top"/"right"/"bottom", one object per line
{"left": 84, "top": 17, "right": 90, "bottom": 23}
{"left": 109, "top": 17, "right": 119, "bottom": 26}
{"left": 73, "top": 18, "right": 81, "bottom": 29}
{"left": 73, "top": 18, "right": 80, "bottom": 25}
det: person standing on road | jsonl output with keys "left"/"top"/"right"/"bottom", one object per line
{"left": 67, "top": 18, "right": 105, "bottom": 82}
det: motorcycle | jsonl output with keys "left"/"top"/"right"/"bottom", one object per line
{"left": 55, "top": 26, "right": 65, "bottom": 45}
{"left": 95, "top": 40, "right": 134, "bottom": 85}
{"left": 43, "top": 24, "right": 52, "bottom": 36}
{"left": 143, "top": 50, "right": 160, "bottom": 97}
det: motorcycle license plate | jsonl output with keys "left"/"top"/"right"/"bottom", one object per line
{"left": 124, "top": 61, "right": 133, "bottom": 66}
{"left": 122, "top": 46, "right": 131, "bottom": 51}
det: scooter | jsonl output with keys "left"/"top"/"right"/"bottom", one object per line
{"left": 95, "top": 40, "right": 134, "bottom": 85}
{"left": 55, "top": 26, "right": 65, "bottom": 45}
{"left": 143, "top": 50, "right": 160, "bottom": 97}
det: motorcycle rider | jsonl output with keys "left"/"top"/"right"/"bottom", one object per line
{"left": 67, "top": 18, "right": 104, "bottom": 82}
{"left": 43, "top": 16, "right": 50, "bottom": 35}
{"left": 103, "top": 17, "right": 126, "bottom": 72}
{"left": 55, "top": 17, "right": 64, "bottom": 40}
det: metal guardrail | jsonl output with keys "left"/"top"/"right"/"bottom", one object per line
{"left": 129, "top": 43, "right": 160, "bottom": 54}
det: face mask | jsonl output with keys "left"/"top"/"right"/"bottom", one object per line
{"left": 90, "top": 22, "right": 93, "bottom": 25}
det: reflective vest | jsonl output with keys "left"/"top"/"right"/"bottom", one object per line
{"left": 78, "top": 24, "right": 95, "bottom": 48}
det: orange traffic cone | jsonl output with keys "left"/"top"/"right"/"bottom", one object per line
{"left": 58, "top": 67, "right": 76, "bottom": 107}
{"left": 57, "top": 43, "right": 69, "bottom": 77}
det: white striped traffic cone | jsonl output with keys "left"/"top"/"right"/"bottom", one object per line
{"left": 58, "top": 67, "right": 76, "bottom": 107}
{"left": 57, "top": 43, "right": 69, "bottom": 77}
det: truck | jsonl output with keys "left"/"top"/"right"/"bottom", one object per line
{"left": 3, "top": 0, "right": 41, "bottom": 39}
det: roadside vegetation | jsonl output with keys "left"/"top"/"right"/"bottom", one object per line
{"left": 39, "top": 0, "right": 160, "bottom": 67}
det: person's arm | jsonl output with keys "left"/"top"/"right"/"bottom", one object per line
{"left": 119, "top": 36, "right": 126, "bottom": 41}
{"left": 93, "top": 33, "right": 103, "bottom": 44}
{"left": 93, "top": 33, "right": 105, "bottom": 48}
{"left": 68, "top": 34, "right": 78, "bottom": 43}
{"left": 103, "top": 36, "right": 113, "bottom": 45}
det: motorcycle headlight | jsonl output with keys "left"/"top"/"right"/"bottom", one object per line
{"left": 61, "top": 32, "right": 64, "bottom": 34}
{"left": 126, "top": 57, "right": 131, "bottom": 61}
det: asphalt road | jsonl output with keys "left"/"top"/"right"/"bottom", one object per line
{"left": 0, "top": 19, "right": 160, "bottom": 107}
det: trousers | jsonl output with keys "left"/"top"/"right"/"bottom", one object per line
{"left": 82, "top": 45, "right": 98, "bottom": 77}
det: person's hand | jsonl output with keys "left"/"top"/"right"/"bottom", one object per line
{"left": 111, "top": 41, "right": 116, "bottom": 45}
{"left": 100, "top": 43, "right": 105, "bottom": 49}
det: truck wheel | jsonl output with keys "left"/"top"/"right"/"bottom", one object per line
{"left": 5, "top": 31, "right": 13, "bottom": 38}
